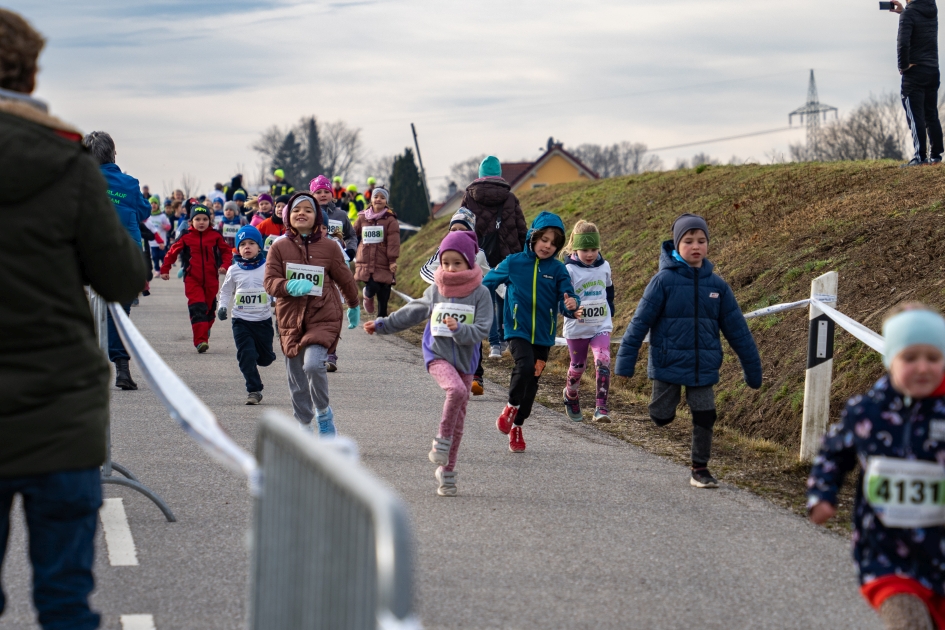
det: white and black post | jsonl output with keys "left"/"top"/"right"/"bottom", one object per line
{"left": 799, "top": 271, "right": 838, "bottom": 461}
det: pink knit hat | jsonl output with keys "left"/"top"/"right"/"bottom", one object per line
{"left": 438, "top": 230, "right": 478, "bottom": 269}
{"left": 309, "top": 175, "right": 332, "bottom": 193}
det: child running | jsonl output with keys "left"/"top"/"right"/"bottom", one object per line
{"left": 145, "top": 195, "right": 171, "bottom": 272}
{"left": 365, "top": 230, "right": 493, "bottom": 496}
{"left": 264, "top": 192, "right": 359, "bottom": 436}
{"left": 614, "top": 213, "right": 762, "bottom": 488}
{"left": 250, "top": 193, "right": 273, "bottom": 227}
{"left": 257, "top": 196, "right": 287, "bottom": 253}
{"left": 160, "top": 204, "right": 232, "bottom": 353}
{"left": 420, "top": 207, "right": 492, "bottom": 395}
{"left": 218, "top": 201, "right": 246, "bottom": 250}
{"left": 561, "top": 220, "right": 615, "bottom": 422}
{"left": 353, "top": 187, "right": 400, "bottom": 317}
{"left": 483, "top": 211, "right": 580, "bottom": 453}
{"left": 217, "top": 226, "right": 277, "bottom": 405}
{"left": 808, "top": 304, "right": 945, "bottom": 630}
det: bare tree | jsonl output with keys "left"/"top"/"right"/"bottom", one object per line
{"left": 674, "top": 158, "right": 689, "bottom": 170}
{"left": 252, "top": 125, "right": 285, "bottom": 166}
{"left": 320, "top": 120, "right": 363, "bottom": 182}
{"left": 360, "top": 154, "right": 397, "bottom": 188}
{"left": 791, "top": 92, "right": 908, "bottom": 162}
{"left": 180, "top": 173, "right": 200, "bottom": 199}
{"left": 690, "top": 152, "right": 719, "bottom": 167}
{"left": 570, "top": 142, "right": 662, "bottom": 178}
{"left": 447, "top": 154, "right": 487, "bottom": 193}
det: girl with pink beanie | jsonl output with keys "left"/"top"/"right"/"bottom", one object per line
{"left": 364, "top": 231, "right": 493, "bottom": 496}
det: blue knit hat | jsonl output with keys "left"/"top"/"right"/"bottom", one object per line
{"left": 234, "top": 191, "right": 247, "bottom": 201}
{"left": 882, "top": 309, "right": 945, "bottom": 368}
{"left": 235, "top": 225, "right": 264, "bottom": 250}
{"left": 479, "top": 155, "right": 502, "bottom": 178}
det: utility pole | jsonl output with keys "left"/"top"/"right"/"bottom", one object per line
{"left": 788, "top": 70, "right": 838, "bottom": 159}
{"left": 411, "top": 123, "right": 434, "bottom": 221}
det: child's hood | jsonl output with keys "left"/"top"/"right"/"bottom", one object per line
{"left": 659, "top": 239, "right": 714, "bottom": 277}
{"left": 525, "top": 211, "right": 566, "bottom": 256}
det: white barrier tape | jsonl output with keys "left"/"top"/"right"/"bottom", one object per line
{"left": 743, "top": 299, "right": 811, "bottom": 320}
{"left": 109, "top": 304, "right": 261, "bottom": 493}
{"left": 391, "top": 288, "right": 415, "bottom": 303}
{"left": 810, "top": 299, "right": 885, "bottom": 355}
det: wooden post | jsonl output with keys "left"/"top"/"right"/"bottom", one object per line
{"left": 799, "top": 271, "right": 838, "bottom": 461}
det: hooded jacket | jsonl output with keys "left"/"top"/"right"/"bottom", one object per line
{"left": 160, "top": 227, "right": 232, "bottom": 285}
{"left": 353, "top": 209, "right": 400, "bottom": 284}
{"left": 99, "top": 162, "right": 152, "bottom": 246}
{"left": 322, "top": 201, "right": 358, "bottom": 255}
{"left": 0, "top": 96, "right": 147, "bottom": 477}
{"left": 462, "top": 178, "right": 528, "bottom": 265}
{"left": 898, "top": 0, "right": 939, "bottom": 71}
{"left": 614, "top": 240, "right": 762, "bottom": 388}
{"left": 808, "top": 376, "right": 945, "bottom": 594}
{"left": 483, "top": 211, "right": 578, "bottom": 347}
{"left": 264, "top": 230, "right": 359, "bottom": 358}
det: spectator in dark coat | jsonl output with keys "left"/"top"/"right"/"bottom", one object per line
{"left": 0, "top": 10, "right": 146, "bottom": 629}
{"left": 461, "top": 155, "right": 528, "bottom": 354}
{"left": 892, "top": 0, "right": 943, "bottom": 164}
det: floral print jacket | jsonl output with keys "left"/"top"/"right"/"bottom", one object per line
{"left": 807, "top": 376, "right": 945, "bottom": 593}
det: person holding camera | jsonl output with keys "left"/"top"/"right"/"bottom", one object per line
{"left": 890, "top": 0, "right": 943, "bottom": 165}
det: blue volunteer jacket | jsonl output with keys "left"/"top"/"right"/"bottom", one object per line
{"left": 99, "top": 163, "right": 151, "bottom": 246}
{"left": 614, "top": 240, "right": 762, "bottom": 388}
{"left": 808, "top": 377, "right": 945, "bottom": 594}
{"left": 483, "top": 211, "right": 577, "bottom": 347}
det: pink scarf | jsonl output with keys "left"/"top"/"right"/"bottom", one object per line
{"left": 364, "top": 207, "right": 388, "bottom": 221}
{"left": 434, "top": 266, "right": 482, "bottom": 298}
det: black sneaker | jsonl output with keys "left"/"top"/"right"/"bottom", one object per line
{"left": 930, "top": 157, "right": 943, "bottom": 164}
{"left": 690, "top": 467, "right": 719, "bottom": 488}
{"left": 246, "top": 392, "right": 262, "bottom": 405}
{"left": 901, "top": 157, "right": 926, "bottom": 168}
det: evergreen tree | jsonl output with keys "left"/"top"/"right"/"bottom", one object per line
{"left": 271, "top": 131, "right": 305, "bottom": 189}
{"left": 300, "top": 116, "right": 323, "bottom": 184}
{"left": 389, "top": 148, "right": 428, "bottom": 227}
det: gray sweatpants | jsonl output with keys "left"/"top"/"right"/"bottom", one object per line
{"left": 648, "top": 379, "right": 717, "bottom": 468}
{"left": 285, "top": 344, "right": 330, "bottom": 425}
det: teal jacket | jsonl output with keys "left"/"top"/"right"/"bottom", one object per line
{"left": 483, "top": 211, "right": 578, "bottom": 347}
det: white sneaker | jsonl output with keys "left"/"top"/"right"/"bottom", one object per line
{"left": 299, "top": 421, "right": 315, "bottom": 434}
{"left": 489, "top": 346, "right": 502, "bottom": 358}
{"left": 428, "top": 436, "right": 451, "bottom": 466}
{"left": 435, "top": 468, "right": 457, "bottom": 497}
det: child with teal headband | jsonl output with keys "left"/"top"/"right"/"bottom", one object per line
{"left": 808, "top": 303, "right": 945, "bottom": 629}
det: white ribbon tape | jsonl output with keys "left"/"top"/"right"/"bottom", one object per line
{"left": 810, "top": 299, "right": 885, "bottom": 355}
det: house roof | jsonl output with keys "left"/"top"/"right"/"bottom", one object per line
{"left": 500, "top": 162, "right": 533, "bottom": 186}
{"left": 506, "top": 145, "right": 599, "bottom": 190}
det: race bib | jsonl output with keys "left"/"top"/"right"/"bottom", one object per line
{"left": 285, "top": 263, "right": 324, "bottom": 297}
{"left": 578, "top": 299, "right": 608, "bottom": 325}
{"left": 328, "top": 219, "right": 343, "bottom": 235}
{"left": 362, "top": 225, "right": 384, "bottom": 244}
{"left": 264, "top": 235, "right": 277, "bottom": 252}
{"left": 430, "top": 303, "right": 475, "bottom": 337}
{"left": 222, "top": 224, "right": 240, "bottom": 239}
{"left": 864, "top": 456, "right": 945, "bottom": 528}
{"left": 234, "top": 288, "right": 269, "bottom": 312}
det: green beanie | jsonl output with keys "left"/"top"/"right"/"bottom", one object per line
{"left": 479, "top": 155, "right": 502, "bottom": 178}
{"left": 149, "top": 196, "right": 161, "bottom": 214}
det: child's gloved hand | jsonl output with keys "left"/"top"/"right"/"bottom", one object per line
{"left": 347, "top": 307, "right": 360, "bottom": 329}
{"left": 177, "top": 268, "right": 184, "bottom": 278}
{"left": 217, "top": 307, "right": 227, "bottom": 321}
{"left": 286, "top": 278, "right": 314, "bottom": 297}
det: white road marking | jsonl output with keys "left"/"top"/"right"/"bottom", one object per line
{"left": 120, "top": 614, "right": 156, "bottom": 630}
{"left": 100, "top": 498, "right": 139, "bottom": 566}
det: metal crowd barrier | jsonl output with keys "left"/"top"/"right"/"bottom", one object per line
{"left": 250, "top": 411, "right": 420, "bottom": 630}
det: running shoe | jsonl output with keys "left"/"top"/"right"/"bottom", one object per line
{"left": 489, "top": 346, "right": 502, "bottom": 358}
{"left": 563, "top": 387, "right": 582, "bottom": 421}
{"left": 196, "top": 342, "right": 209, "bottom": 353}
{"left": 500, "top": 341, "right": 509, "bottom": 354}
{"left": 435, "top": 468, "right": 457, "bottom": 497}
{"left": 509, "top": 426, "right": 526, "bottom": 453}
{"left": 326, "top": 358, "right": 337, "bottom": 373}
{"left": 299, "top": 421, "right": 315, "bottom": 434}
{"left": 901, "top": 157, "right": 926, "bottom": 168}
{"left": 593, "top": 407, "right": 611, "bottom": 423}
{"left": 317, "top": 407, "right": 336, "bottom": 436}
{"left": 471, "top": 377, "right": 484, "bottom": 396}
{"left": 246, "top": 392, "right": 262, "bottom": 405}
{"left": 131, "top": 298, "right": 139, "bottom": 307}
{"left": 428, "top": 437, "right": 451, "bottom": 466}
{"left": 497, "top": 404, "right": 518, "bottom": 435}
{"left": 690, "top": 468, "right": 719, "bottom": 489}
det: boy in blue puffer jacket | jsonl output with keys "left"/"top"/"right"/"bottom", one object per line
{"left": 484, "top": 211, "right": 580, "bottom": 453}
{"left": 615, "top": 214, "right": 762, "bottom": 488}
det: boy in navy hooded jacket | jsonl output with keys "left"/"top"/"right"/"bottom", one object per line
{"left": 615, "top": 214, "right": 762, "bottom": 488}
{"left": 484, "top": 211, "right": 580, "bottom": 453}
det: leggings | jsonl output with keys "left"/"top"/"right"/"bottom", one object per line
{"left": 508, "top": 339, "right": 551, "bottom": 425}
{"left": 565, "top": 333, "right": 611, "bottom": 409}
{"left": 364, "top": 277, "right": 392, "bottom": 317}
{"left": 428, "top": 360, "right": 474, "bottom": 472}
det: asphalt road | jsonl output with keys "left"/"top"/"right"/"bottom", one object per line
{"left": 0, "top": 276, "right": 880, "bottom": 629}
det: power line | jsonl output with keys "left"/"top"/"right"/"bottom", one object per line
{"left": 646, "top": 126, "right": 801, "bottom": 153}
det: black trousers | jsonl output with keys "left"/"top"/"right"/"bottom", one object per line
{"left": 232, "top": 318, "right": 276, "bottom": 392}
{"left": 902, "top": 65, "right": 944, "bottom": 161}
{"left": 508, "top": 339, "right": 551, "bottom": 425}
{"left": 364, "top": 277, "right": 392, "bottom": 317}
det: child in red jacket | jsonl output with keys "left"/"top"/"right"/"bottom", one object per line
{"left": 160, "top": 205, "right": 232, "bottom": 352}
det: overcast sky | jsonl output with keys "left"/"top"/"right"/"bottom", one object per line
{"left": 9, "top": 0, "right": 906, "bottom": 198}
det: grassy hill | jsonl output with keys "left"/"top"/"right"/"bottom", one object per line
{"left": 396, "top": 160, "right": 945, "bottom": 455}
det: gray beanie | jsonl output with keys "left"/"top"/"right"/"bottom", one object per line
{"left": 672, "top": 213, "right": 709, "bottom": 250}
{"left": 223, "top": 201, "right": 240, "bottom": 214}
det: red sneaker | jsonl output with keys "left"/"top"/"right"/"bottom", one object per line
{"left": 509, "top": 426, "right": 526, "bottom": 453}
{"left": 497, "top": 404, "right": 518, "bottom": 434}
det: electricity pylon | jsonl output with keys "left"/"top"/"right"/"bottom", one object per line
{"left": 789, "top": 70, "right": 838, "bottom": 158}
